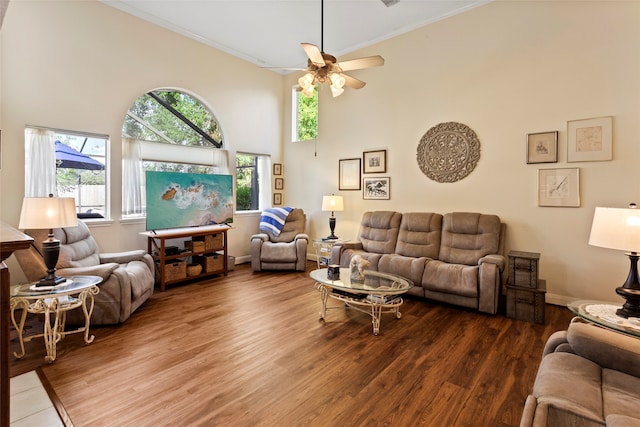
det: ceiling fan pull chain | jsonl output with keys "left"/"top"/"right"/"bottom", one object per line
{"left": 320, "top": 0, "right": 324, "bottom": 53}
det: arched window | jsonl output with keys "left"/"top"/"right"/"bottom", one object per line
{"left": 121, "top": 89, "right": 228, "bottom": 216}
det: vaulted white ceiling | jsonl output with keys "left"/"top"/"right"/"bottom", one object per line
{"left": 101, "top": 0, "right": 490, "bottom": 70}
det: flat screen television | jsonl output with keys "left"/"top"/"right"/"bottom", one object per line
{"left": 145, "top": 171, "right": 233, "bottom": 231}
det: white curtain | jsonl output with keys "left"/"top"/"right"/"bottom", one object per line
{"left": 212, "top": 149, "right": 230, "bottom": 174}
{"left": 122, "top": 137, "right": 143, "bottom": 215}
{"left": 257, "top": 155, "right": 272, "bottom": 210}
{"left": 24, "top": 127, "right": 57, "bottom": 197}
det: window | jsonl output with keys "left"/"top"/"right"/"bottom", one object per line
{"left": 292, "top": 85, "right": 318, "bottom": 142}
{"left": 121, "top": 90, "right": 228, "bottom": 217}
{"left": 236, "top": 153, "right": 271, "bottom": 211}
{"left": 24, "top": 127, "right": 108, "bottom": 218}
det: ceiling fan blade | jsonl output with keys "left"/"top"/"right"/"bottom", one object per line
{"left": 342, "top": 74, "right": 367, "bottom": 89}
{"left": 337, "top": 55, "right": 385, "bottom": 72}
{"left": 301, "top": 43, "right": 325, "bottom": 67}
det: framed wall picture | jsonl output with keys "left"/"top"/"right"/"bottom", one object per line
{"left": 339, "top": 158, "right": 361, "bottom": 190}
{"left": 363, "top": 149, "right": 387, "bottom": 174}
{"left": 538, "top": 168, "right": 580, "bottom": 207}
{"left": 274, "top": 177, "right": 284, "bottom": 190}
{"left": 363, "top": 176, "right": 390, "bottom": 200}
{"left": 567, "top": 116, "right": 612, "bottom": 162}
{"left": 273, "top": 163, "right": 282, "bottom": 175}
{"left": 527, "top": 131, "right": 558, "bottom": 164}
{"left": 273, "top": 192, "right": 282, "bottom": 206}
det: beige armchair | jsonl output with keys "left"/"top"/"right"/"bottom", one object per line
{"left": 521, "top": 320, "right": 640, "bottom": 426}
{"left": 250, "top": 208, "right": 308, "bottom": 271}
{"left": 14, "top": 221, "right": 154, "bottom": 325}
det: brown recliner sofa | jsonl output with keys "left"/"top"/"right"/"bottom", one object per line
{"left": 521, "top": 320, "right": 640, "bottom": 426}
{"left": 250, "top": 208, "right": 309, "bottom": 272}
{"left": 331, "top": 211, "right": 506, "bottom": 314}
{"left": 15, "top": 220, "right": 154, "bottom": 325}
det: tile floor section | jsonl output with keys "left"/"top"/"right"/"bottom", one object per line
{"left": 10, "top": 371, "right": 63, "bottom": 426}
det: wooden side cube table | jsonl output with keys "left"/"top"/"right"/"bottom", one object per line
{"left": 508, "top": 250, "right": 539, "bottom": 288}
{"left": 506, "top": 279, "right": 546, "bottom": 324}
{"left": 506, "top": 250, "right": 546, "bottom": 324}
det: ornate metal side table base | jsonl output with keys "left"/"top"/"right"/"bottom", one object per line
{"left": 10, "top": 276, "right": 101, "bottom": 363}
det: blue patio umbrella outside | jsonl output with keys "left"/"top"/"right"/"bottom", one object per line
{"left": 55, "top": 140, "right": 104, "bottom": 170}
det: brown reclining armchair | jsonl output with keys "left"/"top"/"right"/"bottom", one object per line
{"left": 15, "top": 220, "right": 154, "bottom": 325}
{"left": 250, "top": 208, "right": 308, "bottom": 272}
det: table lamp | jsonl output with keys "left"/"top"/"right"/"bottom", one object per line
{"left": 588, "top": 204, "right": 640, "bottom": 318}
{"left": 321, "top": 195, "right": 344, "bottom": 240}
{"left": 18, "top": 194, "right": 77, "bottom": 287}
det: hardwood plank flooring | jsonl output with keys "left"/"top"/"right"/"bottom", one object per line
{"left": 10, "top": 262, "right": 574, "bottom": 426}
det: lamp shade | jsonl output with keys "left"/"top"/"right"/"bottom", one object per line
{"left": 322, "top": 195, "right": 344, "bottom": 212}
{"left": 18, "top": 197, "right": 78, "bottom": 230}
{"left": 588, "top": 206, "right": 640, "bottom": 252}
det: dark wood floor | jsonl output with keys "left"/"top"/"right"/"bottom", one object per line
{"left": 10, "top": 262, "right": 573, "bottom": 426}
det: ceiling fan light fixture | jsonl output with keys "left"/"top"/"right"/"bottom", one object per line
{"left": 301, "top": 83, "right": 316, "bottom": 97}
{"left": 298, "top": 72, "right": 315, "bottom": 90}
{"left": 293, "top": 0, "right": 384, "bottom": 97}
{"left": 330, "top": 84, "right": 344, "bottom": 97}
{"left": 329, "top": 73, "right": 346, "bottom": 89}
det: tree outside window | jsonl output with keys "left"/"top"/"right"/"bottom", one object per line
{"left": 121, "top": 89, "right": 227, "bottom": 217}
{"left": 235, "top": 153, "right": 271, "bottom": 211}
{"left": 293, "top": 85, "right": 318, "bottom": 141}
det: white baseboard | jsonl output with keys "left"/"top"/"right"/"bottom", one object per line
{"left": 235, "top": 255, "right": 251, "bottom": 264}
{"left": 545, "top": 293, "right": 574, "bottom": 307}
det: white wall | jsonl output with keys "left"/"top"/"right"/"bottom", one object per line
{"left": 0, "top": 0, "right": 283, "bottom": 281}
{"left": 283, "top": 1, "right": 640, "bottom": 305}
{"left": 3, "top": 1, "right": 640, "bottom": 306}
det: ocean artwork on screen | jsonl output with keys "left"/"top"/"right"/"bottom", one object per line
{"left": 145, "top": 171, "right": 233, "bottom": 231}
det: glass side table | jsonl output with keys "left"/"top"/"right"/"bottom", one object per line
{"left": 568, "top": 299, "right": 640, "bottom": 338}
{"left": 10, "top": 275, "right": 102, "bottom": 362}
{"left": 312, "top": 238, "right": 345, "bottom": 269}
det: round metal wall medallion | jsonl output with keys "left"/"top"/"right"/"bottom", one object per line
{"left": 416, "top": 122, "right": 481, "bottom": 183}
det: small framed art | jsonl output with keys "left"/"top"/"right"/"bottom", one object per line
{"left": 273, "top": 163, "right": 282, "bottom": 175}
{"left": 275, "top": 177, "right": 284, "bottom": 190}
{"left": 339, "top": 158, "right": 361, "bottom": 190}
{"left": 567, "top": 116, "right": 612, "bottom": 162}
{"left": 537, "top": 168, "right": 580, "bottom": 207}
{"left": 273, "top": 193, "right": 282, "bottom": 206}
{"left": 363, "top": 177, "right": 390, "bottom": 200}
{"left": 527, "top": 131, "right": 558, "bottom": 164}
{"left": 363, "top": 149, "right": 387, "bottom": 174}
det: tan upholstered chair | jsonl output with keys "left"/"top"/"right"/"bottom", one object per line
{"left": 521, "top": 320, "right": 640, "bottom": 426}
{"left": 250, "top": 208, "right": 308, "bottom": 271}
{"left": 14, "top": 221, "right": 154, "bottom": 325}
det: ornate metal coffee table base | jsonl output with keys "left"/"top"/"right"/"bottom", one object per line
{"left": 311, "top": 268, "right": 412, "bottom": 335}
{"left": 316, "top": 283, "right": 403, "bottom": 335}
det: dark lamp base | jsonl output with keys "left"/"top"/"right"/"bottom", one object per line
{"left": 327, "top": 216, "right": 338, "bottom": 240}
{"left": 615, "top": 252, "right": 640, "bottom": 318}
{"left": 615, "top": 286, "right": 640, "bottom": 318}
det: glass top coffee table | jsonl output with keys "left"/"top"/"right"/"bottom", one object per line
{"left": 310, "top": 268, "right": 413, "bottom": 335}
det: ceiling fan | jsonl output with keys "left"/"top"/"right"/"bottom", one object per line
{"left": 296, "top": 0, "right": 385, "bottom": 98}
